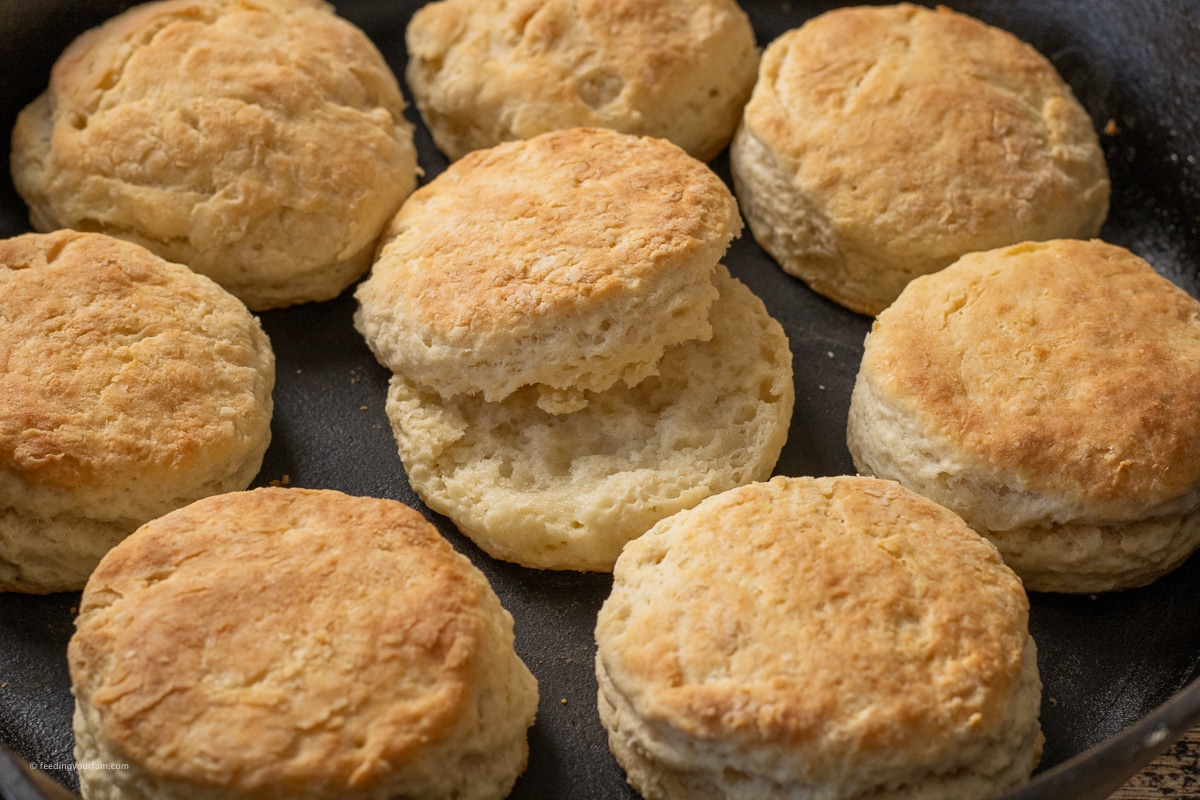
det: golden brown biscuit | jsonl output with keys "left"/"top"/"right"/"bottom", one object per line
{"left": 10, "top": 0, "right": 419, "bottom": 310}
{"left": 0, "top": 230, "right": 274, "bottom": 594}
{"left": 386, "top": 266, "right": 793, "bottom": 571}
{"left": 730, "top": 3, "right": 1110, "bottom": 315}
{"left": 405, "top": 0, "right": 759, "bottom": 162}
{"left": 596, "top": 476, "right": 1042, "bottom": 800}
{"left": 847, "top": 239, "right": 1200, "bottom": 592}
{"left": 70, "top": 487, "right": 538, "bottom": 800}
{"left": 355, "top": 127, "right": 741, "bottom": 413}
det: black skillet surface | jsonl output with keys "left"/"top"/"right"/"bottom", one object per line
{"left": 1, "top": 1, "right": 1199, "bottom": 798}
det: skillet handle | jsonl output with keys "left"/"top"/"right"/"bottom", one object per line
{"left": 0, "top": 747, "right": 76, "bottom": 800}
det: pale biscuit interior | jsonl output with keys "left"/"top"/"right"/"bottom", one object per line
{"left": 386, "top": 266, "right": 793, "bottom": 571}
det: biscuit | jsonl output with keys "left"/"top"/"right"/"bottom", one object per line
{"left": 0, "top": 230, "right": 274, "bottom": 594}
{"left": 847, "top": 239, "right": 1200, "bottom": 593}
{"left": 595, "top": 475, "right": 1042, "bottom": 800}
{"left": 10, "top": 0, "right": 419, "bottom": 310}
{"left": 730, "top": 3, "right": 1110, "bottom": 315}
{"left": 355, "top": 127, "right": 741, "bottom": 413}
{"left": 405, "top": 0, "right": 759, "bottom": 162}
{"left": 386, "top": 266, "right": 793, "bottom": 571}
{"left": 70, "top": 487, "right": 539, "bottom": 800}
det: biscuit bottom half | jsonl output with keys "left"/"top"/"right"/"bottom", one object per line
{"left": 385, "top": 266, "right": 794, "bottom": 571}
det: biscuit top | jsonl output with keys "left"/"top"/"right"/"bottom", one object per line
{"left": 355, "top": 127, "right": 739, "bottom": 404}
{"left": 0, "top": 230, "right": 273, "bottom": 517}
{"left": 596, "top": 475, "right": 1030, "bottom": 781}
{"left": 864, "top": 239, "right": 1200, "bottom": 520}
{"left": 70, "top": 488, "right": 509, "bottom": 793}
{"left": 405, "top": 0, "right": 759, "bottom": 161}
{"left": 742, "top": 4, "right": 1109, "bottom": 266}
{"left": 12, "top": 0, "right": 416, "bottom": 302}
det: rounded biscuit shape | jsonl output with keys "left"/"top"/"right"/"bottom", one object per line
{"left": 69, "top": 487, "right": 539, "bottom": 800}
{"left": 10, "top": 0, "right": 419, "bottom": 310}
{"left": 405, "top": 0, "right": 759, "bottom": 162}
{"left": 730, "top": 3, "right": 1110, "bottom": 315}
{"left": 847, "top": 239, "right": 1200, "bottom": 592}
{"left": 0, "top": 230, "right": 274, "bottom": 594}
{"left": 595, "top": 475, "right": 1042, "bottom": 800}
{"left": 385, "top": 266, "right": 793, "bottom": 571}
{"left": 355, "top": 127, "right": 740, "bottom": 407}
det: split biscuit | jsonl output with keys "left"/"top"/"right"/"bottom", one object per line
{"left": 355, "top": 127, "right": 741, "bottom": 414}
{"left": 386, "top": 266, "right": 794, "bottom": 571}
{"left": 847, "top": 239, "right": 1200, "bottom": 593}
{"left": 10, "top": 0, "right": 419, "bottom": 310}
{"left": 405, "top": 0, "right": 759, "bottom": 161}
{"left": 0, "top": 230, "right": 274, "bottom": 594}
{"left": 70, "top": 487, "right": 539, "bottom": 800}
{"left": 595, "top": 475, "right": 1042, "bottom": 800}
{"left": 730, "top": 3, "right": 1110, "bottom": 315}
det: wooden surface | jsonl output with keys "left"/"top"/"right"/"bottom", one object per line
{"left": 1111, "top": 727, "right": 1200, "bottom": 798}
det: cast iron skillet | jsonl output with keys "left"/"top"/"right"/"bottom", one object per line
{"left": 1, "top": 1, "right": 1198, "bottom": 798}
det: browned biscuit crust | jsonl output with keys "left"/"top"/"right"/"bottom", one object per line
{"left": 0, "top": 230, "right": 274, "bottom": 593}
{"left": 10, "top": 0, "right": 419, "bottom": 310}
{"left": 848, "top": 239, "right": 1200, "bottom": 592}
{"left": 731, "top": 3, "right": 1109, "bottom": 315}
{"left": 355, "top": 127, "right": 740, "bottom": 409}
{"left": 405, "top": 0, "right": 759, "bottom": 161}
{"left": 596, "top": 476, "right": 1041, "bottom": 798}
{"left": 70, "top": 488, "right": 538, "bottom": 800}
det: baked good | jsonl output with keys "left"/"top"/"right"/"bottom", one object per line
{"left": 595, "top": 475, "right": 1042, "bottom": 800}
{"left": 0, "top": 230, "right": 274, "bottom": 594}
{"left": 10, "top": 0, "right": 419, "bottom": 310}
{"left": 847, "top": 239, "right": 1200, "bottom": 593}
{"left": 386, "top": 265, "right": 794, "bottom": 571}
{"left": 358, "top": 127, "right": 792, "bottom": 572}
{"left": 70, "top": 487, "right": 539, "bottom": 800}
{"left": 355, "top": 127, "right": 741, "bottom": 414}
{"left": 405, "top": 0, "right": 759, "bottom": 161}
{"left": 730, "top": 3, "right": 1110, "bottom": 315}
